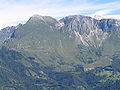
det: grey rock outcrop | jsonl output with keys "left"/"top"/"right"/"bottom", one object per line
{"left": 0, "top": 26, "right": 16, "bottom": 43}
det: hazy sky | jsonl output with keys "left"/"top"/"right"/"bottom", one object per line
{"left": 0, "top": 0, "right": 120, "bottom": 29}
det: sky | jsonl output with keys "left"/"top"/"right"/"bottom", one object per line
{"left": 0, "top": 0, "right": 120, "bottom": 29}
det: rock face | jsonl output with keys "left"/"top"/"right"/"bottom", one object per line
{"left": 60, "top": 15, "right": 120, "bottom": 34}
{"left": 59, "top": 15, "right": 98, "bottom": 35}
{"left": 0, "top": 26, "right": 16, "bottom": 43}
{"left": 59, "top": 15, "right": 120, "bottom": 47}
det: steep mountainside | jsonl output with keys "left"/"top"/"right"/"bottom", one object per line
{"left": 0, "top": 14, "right": 120, "bottom": 90}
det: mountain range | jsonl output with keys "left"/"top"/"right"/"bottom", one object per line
{"left": 0, "top": 14, "right": 120, "bottom": 90}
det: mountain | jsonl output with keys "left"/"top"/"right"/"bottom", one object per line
{"left": 0, "top": 14, "right": 120, "bottom": 90}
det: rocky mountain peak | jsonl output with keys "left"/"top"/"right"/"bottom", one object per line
{"left": 59, "top": 15, "right": 120, "bottom": 47}
{"left": 59, "top": 15, "right": 92, "bottom": 24}
{"left": 29, "top": 14, "right": 57, "bottom": 22}
{"left": 30, "top": 14, "right": 47, "bottom": 21}
{"left": 27, "top": 14, "right": 59, "bottom": 28}
{"left": 59, "top": 15, "right": 98, "bottom": 35}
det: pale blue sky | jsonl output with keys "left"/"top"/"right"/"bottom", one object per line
{"left": 0, "top": 0, "right": 120, "bottom": 29}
